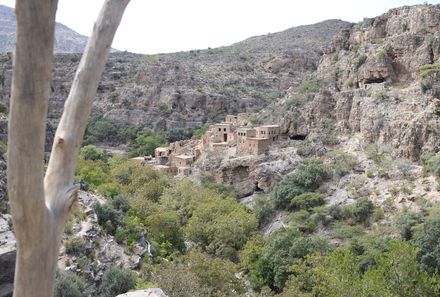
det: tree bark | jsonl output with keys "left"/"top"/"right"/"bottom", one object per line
{"left": 8, "top": 0, "right": 130, "bottom": 296}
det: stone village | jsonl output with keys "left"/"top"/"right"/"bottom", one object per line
{"left": 132, "top": 114, "right": 281, "bottom": 177}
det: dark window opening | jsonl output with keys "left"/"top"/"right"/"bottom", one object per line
{"left": 289, "top": 134, "right": 307, "bottom": 140}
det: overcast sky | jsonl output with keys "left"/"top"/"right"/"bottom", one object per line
{"left": 0, "top": 0, "right": 439, "bottom": 54}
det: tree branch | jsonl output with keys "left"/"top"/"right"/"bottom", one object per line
{"left": 44, "top": 0, "right": 130, "bottom": 214}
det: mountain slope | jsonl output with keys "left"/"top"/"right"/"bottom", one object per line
{"left": 0, "top": 19, "right": 353, "bottom": 142}
{"left": 0, "top": 5, "right": 88, "bottom": 53}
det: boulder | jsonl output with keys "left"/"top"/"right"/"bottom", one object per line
{"left": 116, "top": 288, "right": 168, "bottom": 297}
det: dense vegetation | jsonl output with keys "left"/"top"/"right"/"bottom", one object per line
{"left": 66, "top": 146, "right": 440, "bottom": 296}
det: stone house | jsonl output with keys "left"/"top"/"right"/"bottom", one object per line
{"left": 256, "top": 125, "right": 281, "bottom": 143}
{"left": 155, "top": 147, "right": 172, "bottom": 165}
{"left": 171, "top": 154, "right": 194, "bottom": 168}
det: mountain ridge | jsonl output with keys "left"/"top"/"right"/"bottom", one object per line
{"left": 0, "top": 4, "right": 89, "bottom": 53}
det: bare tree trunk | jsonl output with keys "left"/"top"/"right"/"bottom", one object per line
{"left": 8, "top": 1, "right": 130, "bottom": 296}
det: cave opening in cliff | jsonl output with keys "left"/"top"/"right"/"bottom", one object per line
{"left": 254, "top": 182, "right": 263, "bottom": 192}
{"left": 364, "top": 77, "right": 386, "bottom": 84}
{"left": 289, "top": 134, "right": 307, "bottom": 140}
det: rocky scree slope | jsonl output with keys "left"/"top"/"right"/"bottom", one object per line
{"left": 0, "top": 20, "right": 351, "bottom": 139}
{"left": 260, "top": 4, "right": 440, "bottom": 161}
{"left": 0, "top": 5, "right": 88, "bottom": 53}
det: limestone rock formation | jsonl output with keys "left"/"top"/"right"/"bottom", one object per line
{"left": 116, "top": 289, "right": 168, "bottom": 297}
{"left": 261, "top": 4, "right": 440, "bottom": 161}
{"left": 0, "top": 20, "right": 351, "bottom": 140}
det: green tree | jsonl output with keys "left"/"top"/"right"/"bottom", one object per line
{"left": 145, "top": 210, "right": 186, "bottom": 256}
{"left": 54, "top": 271, "right": 87, "bottom": 297}
{"left": 79, "top": 145, "right": 111, "bottom": 161}
{"left": 395, "top": 211, "right": 422, "bottom": 241}
{"left": 414, "top": 217, "right": 440, "bottom": 274}
{"left": 100, "top": 266, "right": 136, "bottom": 297}
{"left": 130, "top": 131, "right": 166, "bottom": 157}
{"left": 243, "top": 228, "right": 329, "bottom": 291}
{"left": 185, "top": 196, "right": 258, "bottom": 260}
{"left": 275, "top": 159, "right": 331, "bottom": 209}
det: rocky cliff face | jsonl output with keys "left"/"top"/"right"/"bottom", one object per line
{"left": 262, "top": 4, "right": 440, "bottom": 160}
{"left": 0, "top": 20, "right": 351, "bottom": 136}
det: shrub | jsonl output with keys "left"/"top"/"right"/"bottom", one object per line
{"left": 185, "top": 196, "right": 258, "bottom": 260}
{"left": 76, "top": 159, "right": 110, "bottom": 190}
{"left": 100, "top": 266, "right": 136, "bottom": 297}
{"left": 166, "top": 128, "right": 193, "bottom": 143}
{"left": 328, "top": 150, "right": 357, "bottom": 177}
{"left": 145, "top": 210, "right": 186, "bottom": 256}
{"left": 111, "top": 195, "right": 129, "bottom": 212}
{"left": 414, "top": 217, "right": 440, "bottom": 274}
{"left": 243, "top": 228, "right": 329, "bottom": 291}
{"left": 297, "top": 74, "right": 321, "bottom": 94}
{"left": 354, "top": 54, "right": 367, "bottom": 69}
{"left": 85, "top": 116, "right": 138, "bottom": 145}
{"left": 64, "top": 237, "right": 87, "bottom": 256}
{"left": 193, "top": 124, "right": 209, "bottom": 139}
{"left": 395, "top": 211, "right": 422, "bottom": 241}
{"left": 275, "top": 159, "right": 331, "bottom": 209}
{"left": 92, "top": 202, "right": 123, "bottom": 235}
{"left": 54, "top": 270, "right": 87, "bottom": 297}
{"left": 0, "top": 141, "right": 7, "bottom": 155}
{"left": 0, "top": 102, "right": 6, "bottom": 114}
{"left": 342, "top": 197, "right": 374, "bottom": 224}
{"left": 421, "top": 152, "right": 440, "bottom": 177}
{"left": 79, "top": 145, "right": 111, "bottom": 161}
{"left": 130, "top": 132, "right": 166, "bottom": 157}
{"left": 290, "top": 192, "right": 325, "bottom": 210}
{"left": 291, "top": 159, "right": 332, "bottom": 191}
{"left": 253, "top": 194, "right": 276, "bottom": 226}
{"left": 420, "top": 63, "right": 440, "bottom": 78}
{"left": 287, "top": 241, "right": 440, "bottom": 296}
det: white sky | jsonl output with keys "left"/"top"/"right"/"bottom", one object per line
{"left": 0, "top": 0, "right": 439, "bottom": 54}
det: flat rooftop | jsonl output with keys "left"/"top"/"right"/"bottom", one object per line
{"left": 212, "top": 123, "right": 232, "bottom": 126}
{"left": 154, "top": 165, "right": 170, "bottom": 169}
{"left": 259, "top": 125, "right": 280, "bottom": 128}
{"left": 174, "top": 155, "right": 193, "bottom": 160}
{"left": 155, "top": 147, "right": 169, "bottom": 151}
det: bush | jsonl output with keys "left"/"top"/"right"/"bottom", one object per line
{"left": 414, "top": 218, "right": 440, "bottom": 274}
{"left": 79, "top": 145, "right": 111, "bottom": 161}
{"left": 354, "top": 54, "right": 367, "bottom": 69}
{"left": 342, "top": 197, "right": 374, "bottom": 223}
{"left": 243, "top": 228, "right": 329, "bottom": 291}
{"left": 100, "top": 266, "right": 136, "bottom": 297}
{"left": 395, "top": 211, "right": 422, "bottom": 241}
{"left": 85, "top": 116, "right": 138, "bottom": 145}
{"left": 287, "top": 241, "right": 440, "bottom": 296}
{"left": 421, "top": 152, "right": 440, "bottom": 177}
{"left": 275, "top": 159, "right": 331, "bottom": 209}
{"left": 111, "top": 195, "right": 129, "bottom": 212}
{"left": 290, "top": 192, "right": 325, "bottom": 210}
{"left": 76, "top": 159, "right": 110, "bottom": 190}
{"left": 291, "top": 159, "right": 332, "bottom": 191}
{"left": 145, "top": 210, "right": 186, "bottom": 256}
{"left": 92, "top": 202, "right": 123, "bottom": 235}
{"left": 54, "top": 270, "right": 87, "bottom": 297}
{"left": 193, "top": 124, "right": 209, "bottom": 139}
{"left": 0, "top": 102, "right": 6, "bottom": 114}
{"left": 64, "top": 237, "right": 87, "bottom": 256}
{"left": 166, "top": 128, "right": 193, "bottom": 142}
{"left": 130, "top": 131, "right": 166, "bottom": 157}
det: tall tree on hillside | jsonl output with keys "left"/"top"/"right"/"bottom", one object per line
{"left": 7, "top": 0, "right": 130, "bottom": 296}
